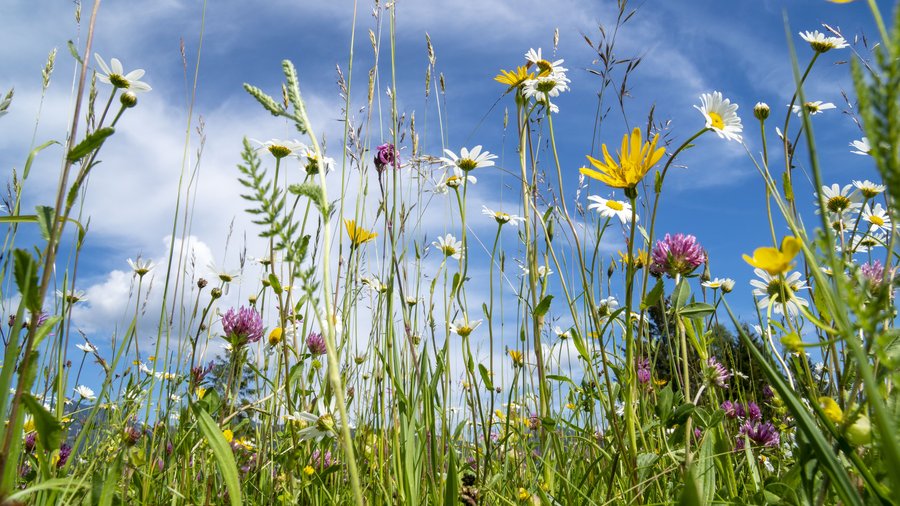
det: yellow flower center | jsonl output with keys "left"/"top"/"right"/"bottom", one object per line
{"left": 605, "top": 200, "right": 624, "bottom": 211}
{"left": 708, "top": 111, "right": 725, "bottom": 130}
{"left": 268, "top": 145, "right": 292, "bottom": 159}
{"left": 109, "top": 73, "right": 130, "bottom": 89}
{"left": 869, "top": 215, "right": 885, "bottom": 227}
{"left": 457, "top": 158, "right": 477, "bottom": 172}
{"left": 826, "top": 196, "right": 851, "bottom": 213}
{"left": 536, "top": 60, "right": 553, "bottom": 75}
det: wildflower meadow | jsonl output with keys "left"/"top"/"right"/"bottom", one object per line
{"left": 1, "top": 0, "right": 900, "bottom": 504}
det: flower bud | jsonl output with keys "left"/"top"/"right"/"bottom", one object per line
{"left": 210, "top": 287, "right": 222, "bottom": 300}
{"left": 754, "top": 102, "right": 770, "bottom": 121}
{"left": 120, "top": 91, "right": 138, "bottom": 108}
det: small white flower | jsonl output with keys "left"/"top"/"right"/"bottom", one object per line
{"left": 440, "top": 146, "right": 497, "bottom": 173}
{"left": 750, "top": 269, "right": 810, "bottom": 316}
{"left": 449, "top": 318, "right": 482, "bottom": 338}
{"left": 74, "top": 385, "right": 96, "bottom": 401}
{"left": 792, "top": 101, "right": 836, "bottom": 117}
{"left": 553, "top": 326, "right": 571, "bottom": 340}
{"left": 586, "top": 195, "right": 635, "bottom": 224}
{"left": 817, "top": 183, "right": 861, "bottom": 216}
{"left": 94, "top": 54, "right": 152, "bottom": 92}
{"left": 482, "top": 205, "right": 525, "bottom": 226}
{"left": 524, "top": 48, "right": 568, "bottom": 78}
{"left": 852, "top": 179, "right": 885, "bottom": 198}
{"left": 127, "top": 257, "right": 155, "bottom": 277}
{"left": 849, "top": 137, "right": 871, "bottom": 156}
{"left": 861, "top": 203, "right": 892, "bottom": 232}
{"left": 57, "top": 289, "right": 87, "bottom": 304}
{"left": 433, "top": 234, "right": 463, "bottom": 260}
{"left": 169, "top": 394, "right": 182, "bottom": 403}
{"left": 695, "top": 91, "right": 743, "bottom": 142}
{"left": 439, "top": 167, "right": 477, "bottom": 190}
{"left": 250, "top": 138, "right": 307, "bottom": 160}
{"left": 799, "top": 30, "right": 848, "bottom": 53}
{"left": 702, "top": 277, "right": 735, "bottom": 293}
{"left": 76, "top": 342, "right": 97, "bottom": 353}
{"left": 207, "top": 261, "right": 240, "bottom": 283}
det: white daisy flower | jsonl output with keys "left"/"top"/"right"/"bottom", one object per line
{"left": 482, "top": 206, "right": 525, "bottom": 226}
{"left": 207, "top": 261, "right": 240, "bottom": 283}
{"left": 852, "top": 179, "right": 885, "bottom": 198}
{"left": 845, "top": 232, "right": 887, "bottom": 253}
{"left": 433, "top": 234, "right": 463, "bottom": 260}
{"left": 250, "top": 138, "right": 306, "bottom": 160}
{"left": 301, "top": 147, "right": 336, "bottom": 175}
{"left": 799, "top": 30, "right": 849, "bottom": 53}
{"left": 440, "top": 146, "right": 497, "bottom": 173}
{"left": 522, "top": 264, "right": 554, "bottom": 278}
{"left": 127, "top": 257, "right": 155, "bottom": 277}
{"left": 522, "top": 73, "right": 571, "bottom": 100}
{"left": 553, "top": 326, "right": 571, "bottom": 340}
{"left": 288, "top": 397, "right": 344, "bottom": 442}
{"left": 792, "top": 101, "right": 836, "bottom": 117}
{"left": 76, "top": 342, "right": 97, "bottom": 353}
{"left": 449, "top": 318, "right": 482, "bottom": 338}
{"left": 702, "top": 277, "right": 735, "bottom": 293}
{"left": 817, "top": 183, "right": 861, "bottom": 216}
{"left": 57, "top": 289, "right": 87, "bottom": 304}
{"left": 695, "top": 91, "right": 743, "bottom": 142}
{"left": 524, "top": 48, "right": 568, "bottom": 77}
{"left": 586, "top": 195, "right": 635, "bottom": 224}
{"left": 169, "top": 394, "right": 181, "bottom": 403}
{"left": 74, "top": 385, "right": 96, "bottom": 401}
{"left": 360, "top": 276, "right": 387, "bottom": 294}
{"left": 94, "top": 54, "right": 151, "bottom": 92}
{"left": 750, "top": 269, "right": 810, "bottom": 316}
{"left": 441, "top": 167, "right": 478, "bottom": 190}
{"left": 861, "top": 203, "right": 892, "bottom": 232}
{"left": 850, "top": 137, "right": 871, "bottom": 156}
{"left": 598, "top": 296, "right": 619, "bottom": 311}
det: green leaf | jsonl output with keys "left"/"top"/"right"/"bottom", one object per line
{"left": 67, "top": 40, "right": 83, "bottom": 64}
{"left": 641, "top": 279, "right": 664, "bottom": 310}
{"left": 478, "top": 364, "right": 493, "bottom": 391}
{"left": 267, "top": 273, "right": 282, "bottom": 293}
{"left": 679, "top": 302, "right": 715, "bottom": 319}
{"left": 655, "top": 385, "right": 674, "bottom": 424}
{"left": 678, "top": 466, "right": 706, "bottom": 506}
{"left": 35, "top": 205, "right": 55, "bottom": 241}
{"left": 13, "top": 249, "right": 40, "bottom": 312}
{"left": 534, "top": 295, "right": 553, "bottom": 317}
{"left": 5, "top": 478, "right": 87, "bottom": 503}
{"left": 671, "top": 278, "right": 691, "bottom": 310}
{"left": 444, "top": 448, "right": 458, "bottom": 506}
{"left": 288, "top": 183, "right": 328, "bottom": 215}
{"left": 192, "top": 406, "right": 242, "bottom": 506}
{"left": 22, "top": 394, "right": 64, "bottom": 450}
{"left": 67, "top": 127, "right": 114, "bottom": 162}
{"left": 96, "top": 453, "right": 123, "bottom": 506}
{"left": 696, "top": 430, "right": 716, "bottom": 504}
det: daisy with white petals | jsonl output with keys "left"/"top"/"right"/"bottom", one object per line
{"left": 792, "top": 101, "right": 836, "bottom": 117}
{"left": 433, "top": 234, "right": 463, "bottom": 260}
{"left": 482, "top": 206, "right": 525, "bottom": 226}
{"left": 853, "top": 180, "right": 885, "bottom": 198}
{"left": 850, "top": 137, "right": 871, "bottom": 156}
{"left": 586, "top": 195, "right": 635, "bottom": 224}
{"left": 862, "top": 203, "right": 892, "bottom": 232}
{"left": 750, "top": 269, "right": 810, "bottom": 316}
{"left": 695, "top": 91, "right": 743, "bottom": 142}
{"left": 74, "top": 385, "right": 96, "bottom": 401}
{"left": 799, "top": 30, "right": 849, "bottom": 53}
{"left": 440, "top": 146, "right": 497, "bottom": 173}
{"left": 94, "top": 54, "right": 152, "bottom": 92}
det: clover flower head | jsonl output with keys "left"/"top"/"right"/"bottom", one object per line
{"left": 221, "top": 306, "right": 264, "bottom": 346}
{"left": 650, "top": 233, "right": 705, "bottom": 278}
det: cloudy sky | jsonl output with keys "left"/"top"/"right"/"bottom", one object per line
{"left": 0, "top": 0, "right": 886, "bottom": 394}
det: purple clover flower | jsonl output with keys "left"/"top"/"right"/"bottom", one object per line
{"left": 746, "top": 401, "right": 762, "bottom": 422}
{"left": 762, "top": 385, "right": 774, "bottom": 400}
{"left": 735, "top": 421, "right": 780, "bottom": 450}
{"left": 57, "top": 444, "right": 72, "bottom": 468}
{"left": 222, "top": 306, "right": 263, "bottom": 347}
{"left": 705, "top": 356, "right": 731, "bottom": 388}
{"left": 861, "top": 260, "right": 885, "bottom": 286}
{"left": 306, "top": 332, "right": 327, "bottom": 356}
{"left": 374, "top": 143, "right": 399, "bottom": 171}
{"left": 311, "top": 449, "right": 334, "bottom": 469}
{"left": 721, "top": 400, "right": 739, "bottom": 419}
{"left": 24, "top": 432, "right": 36, "bottom": 453}
{"left": 650, "top": 233, "right": 706, "bottom": 278}
{"left": 636, "top": 357, "right": 652, "bottom": 384}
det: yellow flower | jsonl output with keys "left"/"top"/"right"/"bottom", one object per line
{"left": 195, "top": 386, "right": 207, "bottom": 399}
{"left": 222, "top": 429, "right": 233, "bottom": 443}
{"left": 580, "top": 127, "right": 665, "bottom": 190}
{"left": 508, "top": 350, "right": 524, "bottom": 367}
{"left": 819, "top": 397, "right": 843, "bottom": 424}
{"left": 303, "top": 465, "right": 315, "bottom": 476}
{"left": 494, "top": 66, "right": 536, "bottom": 91}
{"left": 743, "top": 236, "right": 801, "bottom": 275}
{"left": 517, "top": 488, "right": 531, "bottom": 501}
{"left": 23, "top": 416, "right": 35, "bottom": 434}
{"left": 618, "top": 249, "right": 649, "bottom": 270}
{"left": 344, "top": 219, "right": 377, "bottom": 247}
{"left": 268, "top": 327, "right": 283, "bottom": 346}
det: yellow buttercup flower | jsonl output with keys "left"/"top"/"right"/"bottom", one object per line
{"left": 222, "top": 429, "right": 233, "bottom": 443}
{"left": 344, "top": 219, "right": 378, "bottom": 247}
{"left": 742, "top": 236, "right": 801, "bottom": 275}
{"left": 508, "top": 350, "right": 524, "bottom": 367}
{"left": 268, "top": 327, "right": 283, "bottom": 346}
{"left": 580, "top": 127, "right": 665, "bottom": 190}
{"left": 819, "top": 397, "right": 843, "bottom": 423}
{"left": 494, "top": 66, "right": 536, "bottom": 91}
{"left": 303, "top": 465, "right": 315, "bottom": 476}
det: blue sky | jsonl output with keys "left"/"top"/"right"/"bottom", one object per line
{"left": 0, "top": 0, "right": 890, "bottom": 395}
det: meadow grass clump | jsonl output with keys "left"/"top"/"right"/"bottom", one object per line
{"left": 1, "top": 0, "right": 899, "bottom": 504}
